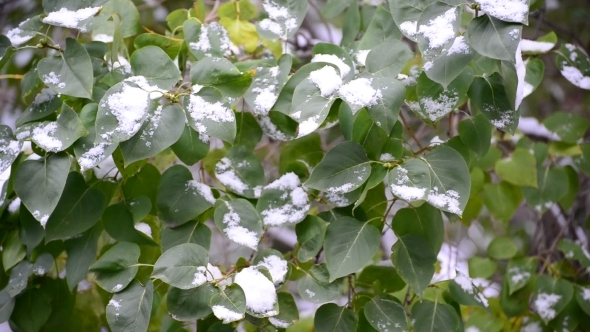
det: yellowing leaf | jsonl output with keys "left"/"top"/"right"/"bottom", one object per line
{"left": 219, "top": 17, "right": 259, "bottom": 53}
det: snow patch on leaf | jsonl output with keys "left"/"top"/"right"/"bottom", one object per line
{"left": 234, "top": 267, "right": 278, "bottom": 317}
{"left": 221, "top": 201, "right": 259, "bottom": 250}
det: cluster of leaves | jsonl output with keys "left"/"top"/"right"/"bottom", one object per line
{"left": 0, "top": 0, "right": 590, "bottom": 331}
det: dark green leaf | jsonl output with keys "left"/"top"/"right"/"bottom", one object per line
{"left": 130, "top": 46, "right": 181, "bottom": 90}
{"left": 411, "top": 300, "right": 460, "bottom": 332}
{"left": 364, "top": 295, "right": 406, "bottom": 332}
{"left": 214, "top": 145, "right": 265, "bottom": 198}
{"left": 183, "top": 87, "right": 237, "bottom": 143}
{"left": 106, "top": 280, "right": 153, "bottom": 332}
{"left": 366, "top": 40, "right": 413, "bottom": 77}
{"left": 64, "top": 225, "right": 101, "bottom": 291}
{"left": 467, "top": 15, "right": 522, "bottom": 62}
{"left": 161, "top": 220, "right": 212, "bottom": 252}
{"left": 170, "top": 125, "right": 209, "bottom": 166}
{"left": 90, "top": 242, "right": 140, "bottom": 293}
{"left": 298, "top": 264, "right": 343, "bottom": 303}
{"left": 210, "top": 284, "right": 246, "bottom": 323}
{"left": 391, "top": 204, "right": 444, "bottom": 254}
{"left": 213, "top": 199, "right": 263, "bottom": 250}
{"left": 390, "top": 234, "right": 436, "bottom": 297}
{"left": 168, "top": 284, "right": 219, "bottom": 321}
{"left": 103, "top": 202, "right": 158, "bottom": 246}
{"left": 458, "top": 114, "right": 492, "bottom": 157}
{"left": 295, "top": 215, "right": 327, "bottom": 262}
{"left": 152, "top": 243, "right": 210, "bottom": 289}
{"left": 314, "top": 303, "right": 358, "bottom": 332}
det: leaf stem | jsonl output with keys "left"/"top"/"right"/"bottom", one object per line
{"left": 131, "top": 263, "right": 155, "bottom": 267}
{"left": 0, "top": 74, "right": 24, "bottom": 80}
{"left": 400, "top": 112, "right": 424, "bottom": 150}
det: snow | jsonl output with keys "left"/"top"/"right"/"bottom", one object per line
{"left": 523, "top": 81, "right": 534, "bottom": 98}
{"left": 454, "top": 274, "right": 488, "bottom": 307}
{"left": 582, "top": 288, "right": 590, "bottom": 301}
{"left": 186, "top": 94, "right": 235, "bottom": 136}
{"left": 112, "top": 284, "right": 123, "bottom": 292}
{"left": 134, "top": 222, "right": 152, "bottom": 238}
{"left": 78, "top": 142, "right": 109, "bottom": 171}
{"left": 309, "top": 66, "right": 342, "bottom": 97}
{"left": 390, "top": 167, "right": 426, "bottom": 201}
{"left": 102, "top": 83, "right": 148, "bottom": 140}
{"left": 234, "top": 267, "right": 278, "bottom": 316}
{"left": 190, "top": 25, "right": 211, "bottom": 52}
{"left": 258, "top": 115, "right": 290, "bottom": 141}
{"left": 212, "top": 305, "right": 244, "bottom": 323}
{"left": 261, "top": 0, "right": 298, "bottom": 36}
{"left": 465, "top": 328, "right": 480, "bottom": 332}
{"left": 255, "top": 255, "right": 288, "bottom": 284}
{"left": 42, "top": 7, "right": 102, "bottom": 29}
{"left": 509, "top": 28, "right": 520, "bottom": 40}
{"left": 186, "top": 180, "right": 216, "bottom": 204}
{"left": 521, "top": 322, "right": 542, "bottom": 332}
{"left": 269, "top": 317, "right": 291, "bottom": 328}
{"left": 297, "top": 115, "right": 321, "bottom": 137}
{"left": 520, "top": 39, "right": 554, "bottom": 53}
{"left": 560, "top": 65, "right": 590, "bottom": 89}
{"left": 42, "top": 72, "right": 66, "bottom": 89}
{"left": 508, "top": 267, "right": 531, "bottom": 285}
{"left": 259, "top": 19, "right": 283, "bottom": 36}
{"left": 261, "top": 173, "right": 310, "bottom": 226}
{"left": 515, "top": 45, "right": 526, "bottom": 109}
{"left": 423, "top": 61, "right": 433, "bottom": 71}
{"left": 93, "top": 34, "right": 113, "bottom": 43}
{"left": 355, "top": 50, "right": 370, "bottom": 66}
{"left": 215, "top": 158, "right": 249, "bottom": 194}
{"left": 420, "top": 92, "right": 458, "bottom": 121}
{"left": 189, "top": 23, "right": 231, "bottom": 56}
{"left": 447, "top": 36, "right": 469, "bottom": 55}
{"left": 110, "top": 56, "right": 132, "bottom": 74}
{"left": 399, "top": 21, "right": 418, "bottom": 37}
{"left": 338, "top": 78, "right": 382, "bottom": 110}
{"left": 32, "top": 122, "right": 62, "bottom": 152}
{"left": 534, "top": 293, "right": 562, "bottom": 320}
{"left": 252, "top": 66, "right": 281, "bottom": 115}
{"left": 32, "top": 210, "right": 49, "bottom": 227}
{"left": 380, "top": 153, "right": 394, "bottom": 162}
{"left": 476, "top": 0, "right": 529, "bottom": 23}
{"left": 8, "top": 198, "right": 20, "bottom": 214}
{"left": 417, "top": 8, "right": 457, "bottom": 49}
{"left": 327, "top": 183, "right": 355, "bottom": 194}
{"left": 428, "top": 186, "right": 462, "bottom": 215}
{"left": 108, "top": 299, "right": 121, "bottom": 309}
{"left": 311, "top": 54, "right": 350, "bottom": 78}
{"left": 0, "top": 134, "right": 21, "bottom": 172}
{"left": 33, "top": 88, "right": 57, "bottom": 105}
{"left": 221, "top": 201, "right": 259, "bottom": 249}
{"left": 6, "top": 19, "right": 34, "bottom": 46}
{"left": 565, "top": 43, "right": 578, "bottom": 61}
{"left": 325, "top": 192, "right": 351, "bottom": 207}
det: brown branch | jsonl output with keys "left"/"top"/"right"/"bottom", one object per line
{"left": 400, "top": 112, "right": 424, "bottom": 150}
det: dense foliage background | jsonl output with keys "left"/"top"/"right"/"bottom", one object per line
{"left": 1, "top": 0, "right": 590, "bottom": 331}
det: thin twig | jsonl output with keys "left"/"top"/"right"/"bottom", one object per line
{"left": 308, "top": 0, "right": 333, "bottom": 44}
{"left": 0, "top": 74, "right": 23, "bottom": 80}
{"left": 205, "top": 0, "right": 221, "bottom": 23}
{"left": 400, "top": 112, "right": 424, "bottom": 150}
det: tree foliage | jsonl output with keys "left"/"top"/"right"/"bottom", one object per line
{"left": 0, "top": 0, "right": 590, "bottom": 331}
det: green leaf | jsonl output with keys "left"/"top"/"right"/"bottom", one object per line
{"left": 388, "top": 0, "right": 426, "bottom": 41}
{"left": 38, "top": 38, "right": 94, "bottom": 98}
{"left": 390, "top": 234, "right": 436, "bottom": 297}
{"left": 28, "top": 104, "right": 87, "bottom": 152}
{"left": 522, "top": 166, "right": 568, "bottom": 214}
{"left": 183, "top": 87, "right": 237, "bottom": 143}
{"left": 14, "top": 152, "right": 70, "bottom": 225}
{"left": 16, "top": 88, "right": 62, "bottom": 127}
{"left": 341, "top": 0, "right": 360, "bottom": 47}
{"left": 295, "top": 215, "right": 327, "bottom": 262}
{"left": 468, "top": 257, "right": 497, "bottom": 279}
{"left": 122, "top": 164, "right": 161, "bottom": 214}
{"left": 322, "top": 0, "right": 352, "bottom": 18}
{"left": 90, "top": 242, "right": 140, "bottom": 293}
{"left": 358, "top": 6, "right": 400, "bottom": 50}
{"left": 298, "top": 264, "right": 343, "bottom": 303}
{"left": 467, "top": 15, "right": 522, "bottom": 62}
{"left": 64, "top": 225, "right": 101, "bottom": 291}
{"left": 487, "top": 237, "right": 517, "bottom": 260}
{"left": 469, "top": 73, "right": 518, "bottom": 133}
{"left": 0, "top": 34, "right": 15, "bottom": 71}
{"left": 495, "top": 148, "right": 537, "bottom": 187}
{"left": 170, "top": 125, "right": 209, "bottom": 166}
{"left": 120, "top": 104, "right": 185, "bottom": 166}
{"left": 426, "top": 36, "right": 476, "bottom": 88}
{"left": 93, "top": 0, "right": 140, "bottom": 38}
{"left": 416, "top": 68, "right": 473, "bottom": 123}
{"left": 19, "top": 205, "right": 45, "bottom": 253}
{"left": 533, "top": 275, "right": 573, "bottom": 323}
{"left": 312, "top": 43, "right": 356, "bottom": 82}
{"left": 245, "top": 54, "right": 292, "bottom": 116}
{"left": 366, "top": 40, "right": 413, "bottom": 77}
{"left": 5, "top": 261, "right": 32, "bottom": 297}
{"left": 152, "top": 243, "right": 210, "bottom": 289}
{"left": 269, "top": 292, "right": 299, "bottom": 328}
{"left": 134, "top": 33, "right": 183, "bottom": 59}
{"left": 157, "top": 165, "right": 215, "bottom": 227}
{"left": 213, "top": 199, "right": 263, "bottom": 250}
{"left": 3, "top": 15, "right": 44, "bottom": 47}
{"left": 0, "top": 290, "right": 14, "bottom": 324}
{"left": 365, "top": 77, "right": 405, "bottom": 134}
{"left": 458, "top": 114, "right": 492, "bottom": 157}
{"left": 555, "top": 43, "right": 590, "bottom": 90}
{"left": 256, "top": 0, "right": 308, "bottom": 39}
{"left": 2, "top": 230, "right": 25, "bottom": 271}
{"left": 215, "top": 145, "right": 265, "bottom": 198}
{"left": 411, "top": 299, "right": 460, "bottom": 332}
{"left": 356, "top": 265, "right": 405, "bottom": 293}
{"left": 130, "top": 46, "right": 182, "bottom": 90}
{"left": 423, "top": 145, "right": 471, "bottom": 216}
{"left": 210, "top": 284, "right": 246, "bottom": 323}
{"left": 387, "top": 158, "right": 431, "bottom": 203}
{"left": 523, "top": 58, "right": 545, "bottom": 97}
{"left": 543, "top": 112, "right": 590, "bottom": 143}
{"left": 559, "top": 165, "right": 579, "bottom": 211}
{"left": 575, "top": 286, "right": 590, "bottom": 316}
{"left": 190, "top": 57, "right": 253, "bottom": 98}
{"left": 45, "top": 172, "right": 105, "bottom": 241}
{"left": 392, "top": 204, "right": 444, "bottom": 255}
{"left": 161, "top": 220, "right": 212, "bottom": 252}
{"left": 290, "top": 77, "right": 338, "bottom": 137}
{"left": 73, "top": 103, "right": 117, "bottom": 171}
{"left": 314, "top": 303, "right": 358, "bottom": 332}
{"left": 271, "top": 62, "right": 326, "bottom": 116}
{"left": 0, "top": 125, "right": 22, "bottom": 174}
{"left": 106, "top": 280, "right": 153, "bottom": 332}
{"left": 218, "top": 0, "right": 257, "bottom": 20}
{"left": 10, "top": 286, "right": 52, "bottom": 332}
{"left": 324, "top": 217, "right": 380, "bottom": 281}
{"left": 168, "top": 284, "right": 219, "bottom": 321}
{"left": 235, "top": 111, "right": 263, "bottom": 149}
{"left": 557, "top": 239, "right": 590, "bottom": 268}
{"left": 306, "top": 141, "right": 371, "bottom": 194}
{"left": 574, "top": 143, "right": 590, "bottom": 175}
{"left": 364, "top": 295, "right": 407, "bottom": 332}
{"left": 103, "top": 202, "right": 158, "bottom": 246}
{"left": 506, "top": 257, "right": 537, "bottom": 295}
{"left": 220, "top": 18, "right": 259, "bottom": 53}
{"left": 279, "top": 133, "right": 323, "bottom": 178}
{"left": 184, "top": 19, "right": 231, "bottom": 59}
{"left": 482, "top": 181, "right": 523, "bottom": 223}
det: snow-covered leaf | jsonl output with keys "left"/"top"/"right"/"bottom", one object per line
{"left": 256, "top": 0, "right": 308, "bottom": 40}
{"left": 183, "top": 87, "right": 236, "bottom": 143}
{"left": 234, "top": 266, "right": 278, "bottom": 317}
{"left": 468, "top": 72, "right": 518, "bottom": 133}
{"left": 532, "top": 275, "right": 573, "bottom": 324}
{"left": 213, "top": 199, "right": 263, "bottom": 250}
{"left": 244, "top": 54, "right": 292, "bottom": 116}
{"left": 214, "top": 145, "right": 265, "bottom": 198}
{"left": 256, "top": 173, "right": 309, "bottom": 227}
{"left": 415, "top": 68, "right": 473, "bottom": 123}
{"left": 184, "top": 19, "right": 232, "bottom": 59}
{"left": 106, "top": 280, "right": 153, "bottom": 332}
{"left": 0, "top": 126, "right": 22, "bottom": 174}
{"left": 387, "top": 159, "right": 430, "bottom": 203}
{"left": 210, "top": 284, "right": 246, "bottom": 323}
{"left": 416, "top": 3, "right": 460, "bottom": 61}
{"left": 30, "top": 104, "right": 87, "bottom": 153}
{"left": 555, "top": 43, "right": 590, "bottom": 90}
